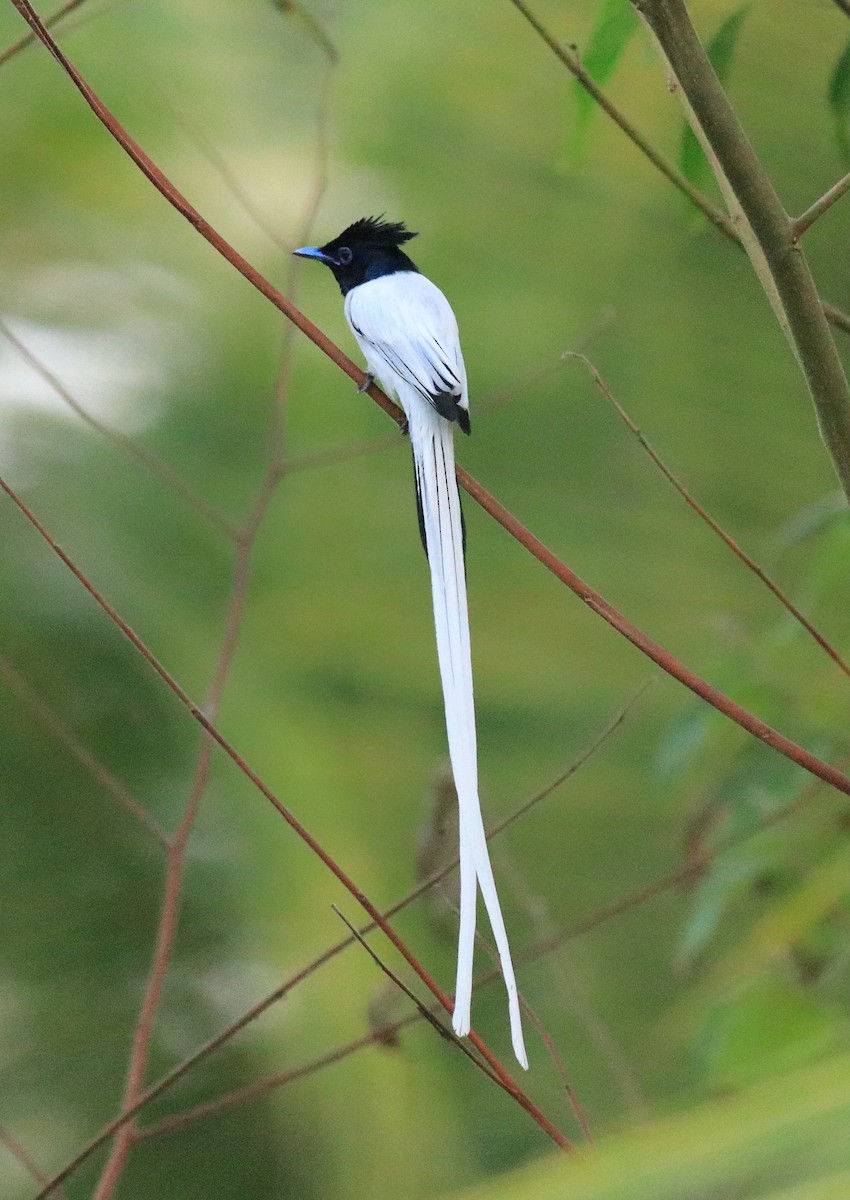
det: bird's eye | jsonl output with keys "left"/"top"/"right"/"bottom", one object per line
{"left": 337, "top": 246, "right": 353, "bottom": 266}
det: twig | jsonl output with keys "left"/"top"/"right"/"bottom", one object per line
{"left": 136, "top": 1023, "right": 423, "bottom": 1140}
{"left": 0, "top": 318, "right": 236, "bottom": 537}
{"left": 567, "top": 353, "right": 850, "bottom": 678}
{"left": 636, "top": 0, "right": 850, "bottom": 501}
{"left": 91, "top": 521, "right": 270, "bottom": 1200}
{"left": 331, "top": 906, "right": 512, "bottom": 1094}
{"left": 830, "top": 0, "right": 850, "bottom": 18}
{"left": 487, "top": 680, "right": 653, "bottom": 843}
{"left": 513, "top": 998, "right": 593, "bottom": 1146}
{"left": 792, "top": 172, "right": 850, "bottom": 241}
{"left": 270, "top": 0, "right": 338, "bottom": 65}
{"left": 0, "top": 1124, "right": 69, "bottom": 1198}
{"left": 0, "top": 652, "right": 168, "bottom": 846}
{"left": 0, "top": 0, "right": 87, "bottom": 67}
{"left": 506, "top": 0, "right": 850, "bottom": 343}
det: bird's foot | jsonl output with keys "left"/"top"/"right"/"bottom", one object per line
{"left": 399, "top": 415, "right": 409, "bottom": 437}
{"left": 357, "top": 372, "right": 375, "bottom": 394}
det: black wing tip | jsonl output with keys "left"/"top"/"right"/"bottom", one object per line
{"left": 431, "top": 392, "right": 471, "bottom": 435}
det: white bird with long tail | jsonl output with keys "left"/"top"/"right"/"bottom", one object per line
{"left": 295, "top": 216, "right": 528, "bottom": 1069}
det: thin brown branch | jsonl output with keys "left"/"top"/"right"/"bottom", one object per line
{"left": 568, "top": 353, "right": 850, "bottom": 678}
{"left": 331, "top": 906, "right": 511, "bottom": 1095}
{"left": 0, "top": 0, "right": 87, "bottom": 66}
{"left": 91, "top": 527, "right": 264, "bottom": 1200}
{"left": 136, "top": 1024, "right": 420, "bottom": 1140}
{"left": 0, "top": 652, "right": 168, "bottom": 846}
{"left": 506, "top": 0, "right": 850, "bottom": 342}
{"left": 830, "top": 0, "right": 850, "bottom": 19}
{"left": 792, "top": 171, "right": 850, "bottom": 241}
{"left": 0, "top": 319, "right": 236, "bottom": 538}
{"left": 0, "top": 1124, "right": 69, "bottom": 1198}
{"left": 514, "top": 998, "right": 594, "bottom": 1146}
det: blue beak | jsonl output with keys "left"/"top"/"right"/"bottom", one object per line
{"left": 293, "top": 246, "right": 334, "bottom": 264}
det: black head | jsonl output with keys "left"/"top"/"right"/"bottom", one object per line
{"left": 293, "top": 216, "right": 420, "bottom": 295}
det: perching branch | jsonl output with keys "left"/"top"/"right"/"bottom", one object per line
{"left": 635, "top": 0, "right": 850, "bottom": 502}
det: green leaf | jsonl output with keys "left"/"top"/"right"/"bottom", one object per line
{"left": 680, "top": 6, "right": 752, "bottom": 193}
{"left": 569, "top": 0, "right": 639, "bottom": 161}
{"left": 446, "top": 1052, "right": 850, "bottom": 1199}
{"left": 829, "top": 39, "right": 850, "bottom": 167}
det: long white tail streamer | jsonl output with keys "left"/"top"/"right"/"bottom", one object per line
{"left": 409, "top": 401, "right": 528, "bottom": 1070}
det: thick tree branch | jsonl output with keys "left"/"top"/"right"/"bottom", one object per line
{"left": 636, "top": 0, "right": 850, "bottom": 501}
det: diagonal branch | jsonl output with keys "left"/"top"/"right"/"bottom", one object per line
{"left": 0, "top": 319, "right": 235, "bottom": 537}
{"left": 568, "top": 353, "right": 850, "bottom": 678}
{"left": 331, "top": 906, "right": 511, "bottom": 1093}
{"left": 0, "top": 652, "right": 168, "bottom": 846}
{"left": 0, "top": 1124, "right": 69, "bottom": 1199}
{"left": 0, "top": 0, "right": 88, "bottom": 67}
{"left": 792, "top": 171, "right": 850, "bottom": 241}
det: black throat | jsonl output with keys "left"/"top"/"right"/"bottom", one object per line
{"left": 335, "top": 247, "right": 419, "bottom": 296}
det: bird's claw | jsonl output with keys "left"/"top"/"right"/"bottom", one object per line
{"left": 399, "top": 416, "right": 409, "bottom": 437}
{"left": 357, "top": 372, "right": 375, "bottom": 394}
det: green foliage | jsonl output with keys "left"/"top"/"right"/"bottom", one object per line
{"left": 828, "top": 39, "right": 850, "bottom": 167}
{"left": 449, "top": 1052, "right": 850, "bottom": 1198}
{"left": 570, "top": 0, "right": 639, "bottom": 160}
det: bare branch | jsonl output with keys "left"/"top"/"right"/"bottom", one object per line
{"left": 0, "top": 1124, "right": 69, "bottom": 1198}
{"left": 792, "top": 171, "right": 850, "bottom": 241}
{"left": 0, "top": 319, "right": 236, "bottom": 537}
{"left": 568, "top": 353, "right": 850, "bottom": 678}
{"left": 0, "top": 653, "right": 168, "bottom": 846}
{"left": 331, "top": 906, "right": 512, "bottom": 1094}
{"left": 0, "top": 0, "right": 88, "bottom": 67}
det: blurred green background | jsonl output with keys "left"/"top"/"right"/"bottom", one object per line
{"left": 2, "top": 0, "right": 850, "bottom": 1196}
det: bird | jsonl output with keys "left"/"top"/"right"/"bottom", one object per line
{"left": 294, "top": 217, "right": 528, "bottom": 1069}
